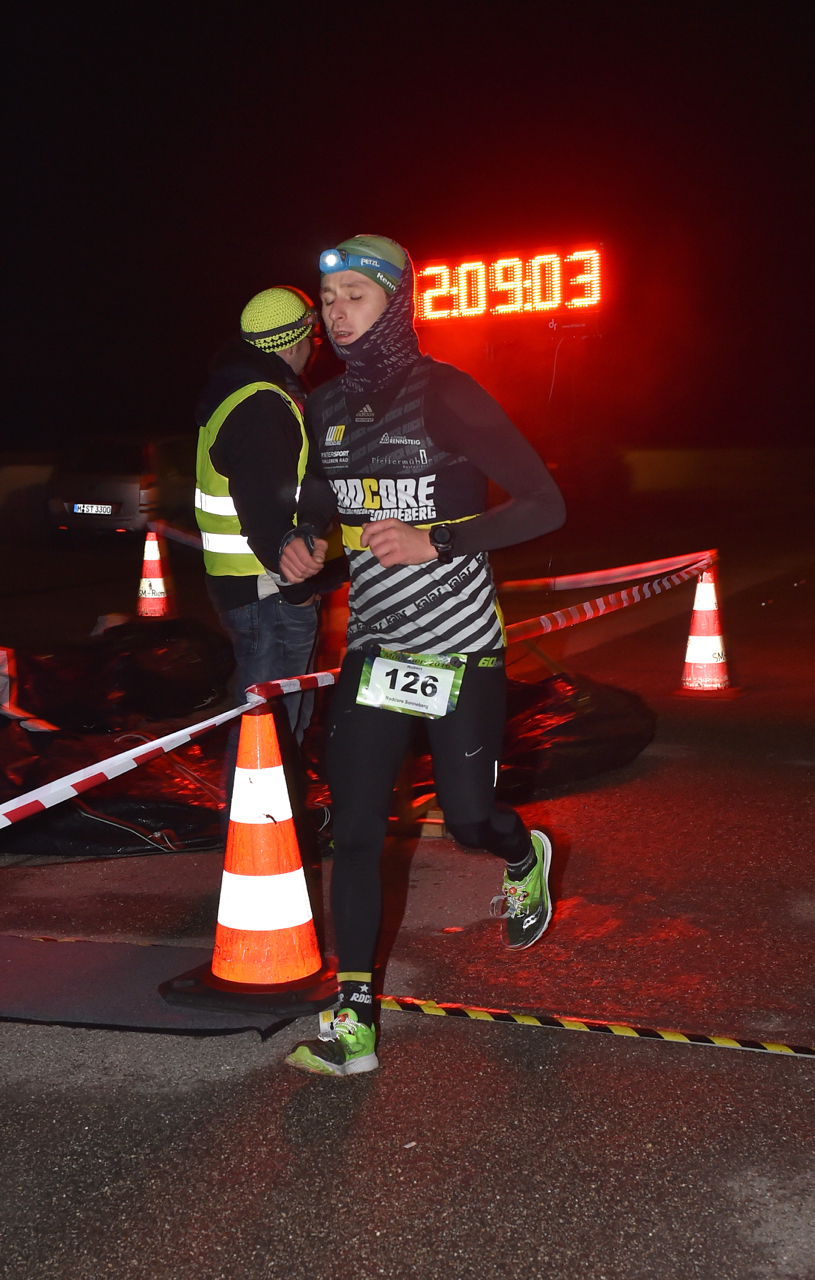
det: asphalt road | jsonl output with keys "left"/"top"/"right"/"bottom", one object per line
{"left": 2, "top": 1015, "right": 813, "bottom": 1280}
{"left": 1, "top": 495, "right": 814, "bottom": 1279}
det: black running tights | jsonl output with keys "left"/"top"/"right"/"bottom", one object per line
{"left": 326, "top": 650, "right": 531, "bottom": 974}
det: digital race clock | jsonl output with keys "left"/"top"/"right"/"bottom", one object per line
{"left": 414, "top": 247, "right": 602, "bottom": 324}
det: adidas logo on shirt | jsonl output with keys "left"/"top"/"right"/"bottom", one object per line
{"left": 355, "top": 404, "right": 375, "bottom": 422}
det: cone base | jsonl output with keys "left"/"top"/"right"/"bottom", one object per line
{"left": 159, "top": 962, "right": 339, "bottom": 1018}
{"left": 671, "top": 685, "right": 743, "bottom": 699}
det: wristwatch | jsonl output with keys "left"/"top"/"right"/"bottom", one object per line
{"left": 429, "top": 523, "right": 455, "bottom": 564}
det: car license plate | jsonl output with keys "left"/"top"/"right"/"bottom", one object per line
{"left": 73, "top": 503, "right": 113, "bottom": 514}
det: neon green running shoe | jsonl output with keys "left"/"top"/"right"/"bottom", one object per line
{"left": 490, "top": 829, "right": 553, "bottom": 950}
{"left": 285, "top": 1008, "right": 379, "bottom": 1076}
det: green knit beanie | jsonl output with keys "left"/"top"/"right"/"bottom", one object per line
{"left": 320, "top": 235, "right": 406, "bottom": 295}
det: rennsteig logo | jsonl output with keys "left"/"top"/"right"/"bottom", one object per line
{"left": 380, "top": 432, "right": 421, "bottom": 446}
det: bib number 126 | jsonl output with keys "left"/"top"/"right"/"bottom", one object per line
{"left": 356, "top": 650, "right": 465, "bottom": 718}
{"left": 384, "top": 667, "right": 439, "bottom": 698}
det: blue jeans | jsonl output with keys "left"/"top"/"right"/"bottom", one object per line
{"left": 219, "top": 593, "right": 319, "bottom": 741}
{"left": 218, "top": 594, "right": 318, "bottom": 828}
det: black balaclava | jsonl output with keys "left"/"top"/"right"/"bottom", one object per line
{"left": 327, "top": 241, "right": 421, "bottom": 394}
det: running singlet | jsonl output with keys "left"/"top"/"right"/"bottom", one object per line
{"left": 308, "top": 357, "right": 505, "bottom": 654}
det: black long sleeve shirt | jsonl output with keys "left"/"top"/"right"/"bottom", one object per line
{"left": 297, "top": 360, "right": 566, "bottom": 553}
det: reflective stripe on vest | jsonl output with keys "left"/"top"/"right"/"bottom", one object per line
{"left": 200, "top": 531, "right": 253, "bottom": 555}
{"left": 194, "top": 488, "right": 237, "bottom": 517}
{"left": 195, "top": 381, "right": 308, "bottom": 578}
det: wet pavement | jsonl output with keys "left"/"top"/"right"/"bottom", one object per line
{"left": 1, "top": 513, "right": 814, "bottom": 1278}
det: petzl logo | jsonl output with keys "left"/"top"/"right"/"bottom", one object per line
{"left": 325, "top": 424, "right": 346, "bottom": 444}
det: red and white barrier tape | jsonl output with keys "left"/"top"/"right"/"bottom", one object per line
{"left": 0, "top": 698, "right": 257, "bottom": 829}
{"left": 504, "top": 554, "right": 714, "bottom": 644}
{"left": 0, "top": 703, "right": 59, "bottom": 733}
{"left": 500, "top": 549, "right": 717, "bottom": 593}
{"left": 147, "top": 520, "right": 203, "bottom": 550}
{"left": 1, "top": 647, "right": 59, "bottom": 732}
{"left": 0, "top": 669, "right": 340, "bottom": 830}
{"left": 249, "top": 669, "right": 339, "bottom": 700}
{"left": 0, "top": 546, "right": 715, "bottom": 827}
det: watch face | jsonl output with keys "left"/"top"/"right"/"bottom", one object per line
{"left": 432, "top": 525, "right": 452, "bottom": 547}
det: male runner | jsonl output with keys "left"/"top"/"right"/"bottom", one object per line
{"left": 280, "top": 235, "right": 566, "bottom": 1074}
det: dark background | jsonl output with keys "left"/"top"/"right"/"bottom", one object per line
{"left": 5, "top": 3, "right": 811, "bottom": 458}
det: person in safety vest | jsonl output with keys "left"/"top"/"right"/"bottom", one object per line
{"left": 195, "top": 286, "right": 320, "bottom": 742}
{"left": 279, "top": 235, "right": 567, "bottom": 1075}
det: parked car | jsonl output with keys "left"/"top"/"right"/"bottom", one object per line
{"left": 46, "top": 435, "right": 196, "bottom": 534}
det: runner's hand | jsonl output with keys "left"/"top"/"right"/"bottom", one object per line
{"left": 280, "top": 536, "right": 327, "bottom": 582}
{"left": 361, "top": 520, "right": 435, "bottom": 567}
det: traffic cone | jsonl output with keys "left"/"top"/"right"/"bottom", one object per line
{"left": 137, "top": 530, "right": 172, "bottom": 617}
{"left": 675, "top": 567, "right": 740, "bottom": 697}
{"left": 211, "top": 706, "right": 321, "bottom": 984}
{"left": 318, "top": 581, "right": 350, "bottom": 669}
{"left": 159, "top": 706, "right": 338, "bottom": 1018}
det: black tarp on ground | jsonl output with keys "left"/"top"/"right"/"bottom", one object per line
{"left": 303, "top": 672, "right": 657, "bottom": 808}
{"left": 2, "top": 651, "right": 656, "bottom": 862}
{"left": 12, "top": 617, "right": 235, "bottom": 730}
{"left": 0, "top": 714, "right": 229, "bottom": 865}
{"left": 0, "top": 797, "right": 223, "bottom": 862}
{"left": 0, "top": 935, "right": 288, "bottom": 1032}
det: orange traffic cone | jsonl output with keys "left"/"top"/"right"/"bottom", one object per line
{"left": 675, "top": 567, "right": 740, "bottom": 697}
{"left": 318, "top": 581, "right": 350, "bottom": 669}
{"left": 137, "top": 531, "right": 172, "bottom": 617}
{"left": 159, "top": 706, "right": 337, "bottom": 1017}
{"left": 212, "top": 707, "right": 321, "bottom": 984}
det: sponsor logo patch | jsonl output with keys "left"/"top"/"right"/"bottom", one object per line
{"left": 330, "top": 474, "right": 437, "bottom": 521}
{"left": 325, "top": 424, "right": 346, "bottom": 444}
{"left": 380, "top": 432, "right": 421, "bottom": 446}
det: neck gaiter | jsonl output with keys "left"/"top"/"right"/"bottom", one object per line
{"left": 329, "top": 247, "right": 421, "bottom": 394}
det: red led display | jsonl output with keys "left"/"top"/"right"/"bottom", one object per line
{"left": 414, "top": 247, "right": 602, "bottom": 323}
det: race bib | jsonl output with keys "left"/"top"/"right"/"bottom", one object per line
{"left": 356, "top": 649, "right": 466, "bottom": 719}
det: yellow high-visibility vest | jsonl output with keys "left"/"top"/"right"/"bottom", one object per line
{"left": 194, "top": 382, "right": 308, "bottom": 577}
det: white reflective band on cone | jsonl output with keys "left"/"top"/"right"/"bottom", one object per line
{"left": 139, "top": 578, "right": 165, "bottom": 594}
{"left": 229, "top": 765, "right": 293, "bottom": 825}
{"left": 217, "top": 867, "right": 312, "bottom": 930}
{"left": 693, "top": 581, "right": 718, "bottom": 610}
{"left": 194, "top": 488, "right": 238, "bottom": 516}
{"left": 201, "top": 531, "right": 252, "bottom": 554}
{"left": 143, "top": 540, "right": 161, "bottom": 561}
{"left": 685, "top": 635, "right": 725, "bottom": 663}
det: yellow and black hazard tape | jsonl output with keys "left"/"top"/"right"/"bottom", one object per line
{"left": 379, "top": 996, "right": 815, "bottom": 1058}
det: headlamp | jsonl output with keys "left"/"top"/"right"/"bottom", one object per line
{"left": 319, "top": 247, "right": 404, "bottom": 282}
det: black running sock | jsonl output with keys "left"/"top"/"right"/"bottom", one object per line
{"left": 505, "top": 842, "right": 535, "bottom": 881}
{"left": 338, "top": 972, "right": 375, "bottom": 1026}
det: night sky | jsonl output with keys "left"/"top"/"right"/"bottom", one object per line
{"left": 6, "top": 4, "right": 811, "bottom": 457}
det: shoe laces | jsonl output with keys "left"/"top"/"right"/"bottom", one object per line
{"left": 491, "top": 869, "right": 536, "bottom": 919}
{"left": 333, "top": 1010, "right": 364, "bottom": 1043}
